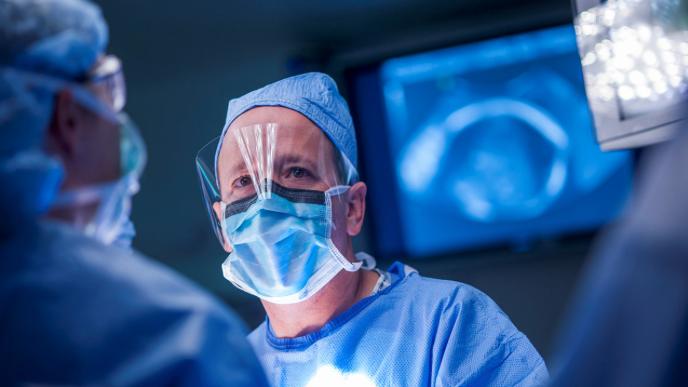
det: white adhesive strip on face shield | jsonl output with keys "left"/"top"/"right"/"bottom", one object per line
{"left": 232, "top": 123, "right": 278, "bottom": 200}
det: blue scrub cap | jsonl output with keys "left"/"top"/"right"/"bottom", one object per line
{"left": 219, "top": 72, "right": 358, "bottom": 170}
{"left": 0, "top": 0, "right": 108, "bottom": 79}
{"left": 0, "top": 0, "right": 108, "bottom": 155}
{"left": 0, "top": 0, "right": 108, "bottom": 229}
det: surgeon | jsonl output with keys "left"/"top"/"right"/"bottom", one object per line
{"left": 0, "top": 0, "right": 268, "bottom": 385}
{"left": 196, "top": 72, "right": 548, "bottom": 386}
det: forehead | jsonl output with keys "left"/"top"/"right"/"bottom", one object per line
{"left": 229, "top": 106, "right": 314, "bottom": 129}
{"left": 217, "top": 106, "right": 337, "bottom": 175}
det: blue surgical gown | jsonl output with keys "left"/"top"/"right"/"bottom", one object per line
{"left": 249, "top": 262, "right": 548, "bottom": 386}
{"left": 0, "top": 220, "right": 268, "bottom": 386}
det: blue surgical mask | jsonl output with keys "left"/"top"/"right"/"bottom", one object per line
{"left": 220, "top": 182, "right": 363, "bottom": 304}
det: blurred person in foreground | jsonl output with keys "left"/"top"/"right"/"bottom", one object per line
{"left": 550, "top": 129, "right": 688, "bottom": 387}
{"left": 0, "top": 0, "right": 268, "bottom": 385}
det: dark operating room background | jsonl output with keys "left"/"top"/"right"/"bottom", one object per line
{"left": 96, "top": 0, "right": 606, "bottom": 359}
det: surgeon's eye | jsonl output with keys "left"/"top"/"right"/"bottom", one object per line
{"left": 232, "top": 175, "right": 252, "bottom": 188}
{"left": 286, "top": 167, "right": 312, "bottom": 179}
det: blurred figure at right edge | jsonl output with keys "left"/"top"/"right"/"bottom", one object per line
{"left": 550, "top": 129, "right": 688, "bottom": 387}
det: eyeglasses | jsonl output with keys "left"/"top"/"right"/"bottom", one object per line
{"left": 83, "top": 55, "right": 126, "bottom": 112}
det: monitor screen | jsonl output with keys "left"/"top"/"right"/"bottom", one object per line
{"left": 348, "top": 25, "right": 634, "bottom": 259}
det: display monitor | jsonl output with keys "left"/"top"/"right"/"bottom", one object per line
{"left": 347, "top": 24, "right": 634, "bottom": 259}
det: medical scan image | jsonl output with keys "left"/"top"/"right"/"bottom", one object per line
{"left": 380, "top": 25, "right": 634, "bottom": 256}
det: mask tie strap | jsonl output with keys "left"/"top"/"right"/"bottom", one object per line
{"left": 355, "top": 251, "right": 377, "bottom": 270}
{"left": 326, "top": 240, "right": 363, "bottom": 272}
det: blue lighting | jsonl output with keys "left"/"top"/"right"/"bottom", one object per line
{"left": 353, "top": 25, "right": 634, "bottom": 257}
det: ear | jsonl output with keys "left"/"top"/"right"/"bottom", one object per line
{"left": 345, "top": 181, "right": 367, "bottom": 237}
{"left": 212, "top": 201, "right": 233, "bottom": 253}
{"left": 45, "top": 89, "right": 80, "bottom": 162}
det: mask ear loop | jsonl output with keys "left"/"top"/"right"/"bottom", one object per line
{"left": 219, "top": 201, "right": 230, "bottom": 247}
{"left": 324, "top": 185, "right": 363, "bottom": 272}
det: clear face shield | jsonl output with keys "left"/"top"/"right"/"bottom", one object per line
{"left": 196, "top": 122, "right": 363, "bottom": 304}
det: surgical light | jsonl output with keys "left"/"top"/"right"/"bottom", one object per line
{"left": 573, "top": 0, "right": 688, "bottom": 150}
{"left": 575, "top": 0, "right": 688, "bottom": 118}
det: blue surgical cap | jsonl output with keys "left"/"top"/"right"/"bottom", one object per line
{"left": 0, "top": 0, "right": 108, "bottom": 229}
{"left": 0, "top": 0, "right": 108, "bottom": 79}
{"left": 219, "top": 72, "right": 359, "bottom": 169}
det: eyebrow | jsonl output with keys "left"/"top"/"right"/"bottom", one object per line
{"left": 225, "top": 159, "right": 249, "bottom": 175}
{"left": 217, "top": 158, "right": 248, "bottom": 182}
{"left": 275, "top": 153, "right": 320, "bottom": 172}
{"left": 219, "top": 152, "right": 325, "bottom": 185}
